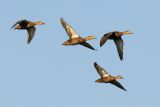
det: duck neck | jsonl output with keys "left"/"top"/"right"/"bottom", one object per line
{"left": 34, "top": 21, "right": 43, "bottom": 25}
{"left": 115, "top": 75, "right": 122, "bottom": 80}
{"left": 115, "top": 32, "right": 124, "bottom": 37}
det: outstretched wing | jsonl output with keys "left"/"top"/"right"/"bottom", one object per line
{"left": 27, "top": 26, "right": 36, "bottom": 44}
{"left": 113, "top": 37, "right": 124, "bottom": 60}
{"left": 110, "top": 80, "right": 127, "bottom": 91}
{"left": 11, "top": 19, "right": 28, "bottom": 29}
{"left": 94, "top": 62, "right": 110, "bottom": 77}
{"left": 100, "top": 32, "right": 113, "bottom": 47}
{"left": 79, "top": 42, "right": 96, "bottom": 50}
{"left": 60, "top": 18, "right": 79, "bottom": 38}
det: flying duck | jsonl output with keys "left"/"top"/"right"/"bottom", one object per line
{"left": 60, "top": 18, "right": 96, "bottom": 50}
{"left": 100, "top": 31, "right": 133, "bottom": 60}
{"left": 94, "top": 62, "right": 127, "bottom": 91}
{"left": 11, "top": 19, "right": 45, "bottom": 44}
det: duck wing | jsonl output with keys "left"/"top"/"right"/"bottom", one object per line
{"left": 27, "top": 26, "right": 36, "bottom": 44}
{"left": 113, "top": 37, "right": 124, "bottom": 60}
{"left": 60, "top": 18, "right": 79, "bottom": 38}
{"left": 100, "top": 32, "right": 113, "bottom": 47}
{"left": 79, "top": 42, "right": 95, "bottom": 50}
{"left": 94, "top": 62, "right": 110, "bottom": 77}
{"left": 110, "top": 80, "right": 127, "bottom": 91}
{"left": 11, "top": 19, "right": 28, "bottom": 29}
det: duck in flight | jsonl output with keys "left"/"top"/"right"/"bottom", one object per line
{"left": 60, "top": 18, "right": 96, "bottom": 50}
{"left": 100, "top": 31, "right": 133, "bottom": 60}
{"left": 11, "top": 19, "right": 45, "bottom": 44}
{"left": 94, "top": 62, "right": 127, "bottom": 91}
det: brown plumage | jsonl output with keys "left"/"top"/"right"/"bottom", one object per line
{"left": 94, "top": 62, "right": 127, "bottom": 91}
{"left": 100, "top": 31, "right": 133, "bottom": 60}
{"left": 60, "top": 18, "right": 96, "bottom": 50}
{"left": 11, "top": 19, "right": 45, "bottom": 44}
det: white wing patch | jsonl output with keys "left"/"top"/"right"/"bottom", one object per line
{"left": 101, "top": 69, "right": 109, "bottom": 77}
{"left": 67, "top": 25, "right": 79, "bottom": 38}
{"left": 103, "top": 74, "right": 110, "bottom": 77}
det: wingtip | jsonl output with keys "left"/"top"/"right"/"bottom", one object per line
{"left": 27, "top": 41, "right": 31, "bottom": 44}
{"left": 94, "top": 62, "right": 97, "bottom": 64}
{"left": 60, "top": 18, "right": 64, "bottom": 21}
{"left": 100, "top": 42, "right": 103, "bottom": 47}
{"left": 94, "top": 62, "right": 98, "bottom": 66}
{"left": 11, "top": 26, "right": 15, "bottom": 30}
{"left": 120, "top": 57, "right": 123, "bottom": 61}
{"left": 91, "top": 48, "right": 96, "bottom": 50}
{"left": 93, "top": 48, "right": 98, "bottom": 51}
{"left": 123, "top": 88, "right": 127, "bottom": 91}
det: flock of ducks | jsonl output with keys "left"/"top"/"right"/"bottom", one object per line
{"left": 11, "top": 18, "right": 133, "bottom": 91}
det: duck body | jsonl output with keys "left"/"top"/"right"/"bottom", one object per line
{"left": 63, "top": 37, "right": 85, "bottom": 45}
{"left": 63, "top": 36, "right": 94, "bottom": 45}
{"left": 95, "top": 74, "right": 122, "bottom": 84}
{"left": 100, "top": 76, "right": 118, "bottom": 82}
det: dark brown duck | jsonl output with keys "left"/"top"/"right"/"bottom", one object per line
{"left": 11, "top": 19, "right": 45, "bottom": 44}
{"left": 100, "top": 31, "right": 133, "bottom": 60}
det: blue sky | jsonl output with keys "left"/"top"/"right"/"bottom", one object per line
{"left": 0, "top": 0, "right": 159, "bottom": 107}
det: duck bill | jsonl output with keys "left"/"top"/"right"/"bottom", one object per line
{"left": 42, "top": 22, "right": 45, "bottom": 25}
{"left": 127, "top": 32, "right": 133, "bottom": 35}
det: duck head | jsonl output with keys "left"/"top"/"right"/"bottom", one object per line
{"left": 85, "top": 35, "right": 97, "bottom": 40}
{"left": 116, "top": 75, "right": 123, "bottom": 80}
{"left": 123, "top": 31, "right": 133, "bottom": 35}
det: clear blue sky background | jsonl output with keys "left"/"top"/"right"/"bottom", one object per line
{"left": 0, "top": 0, "right": 159, "bottom": 107}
